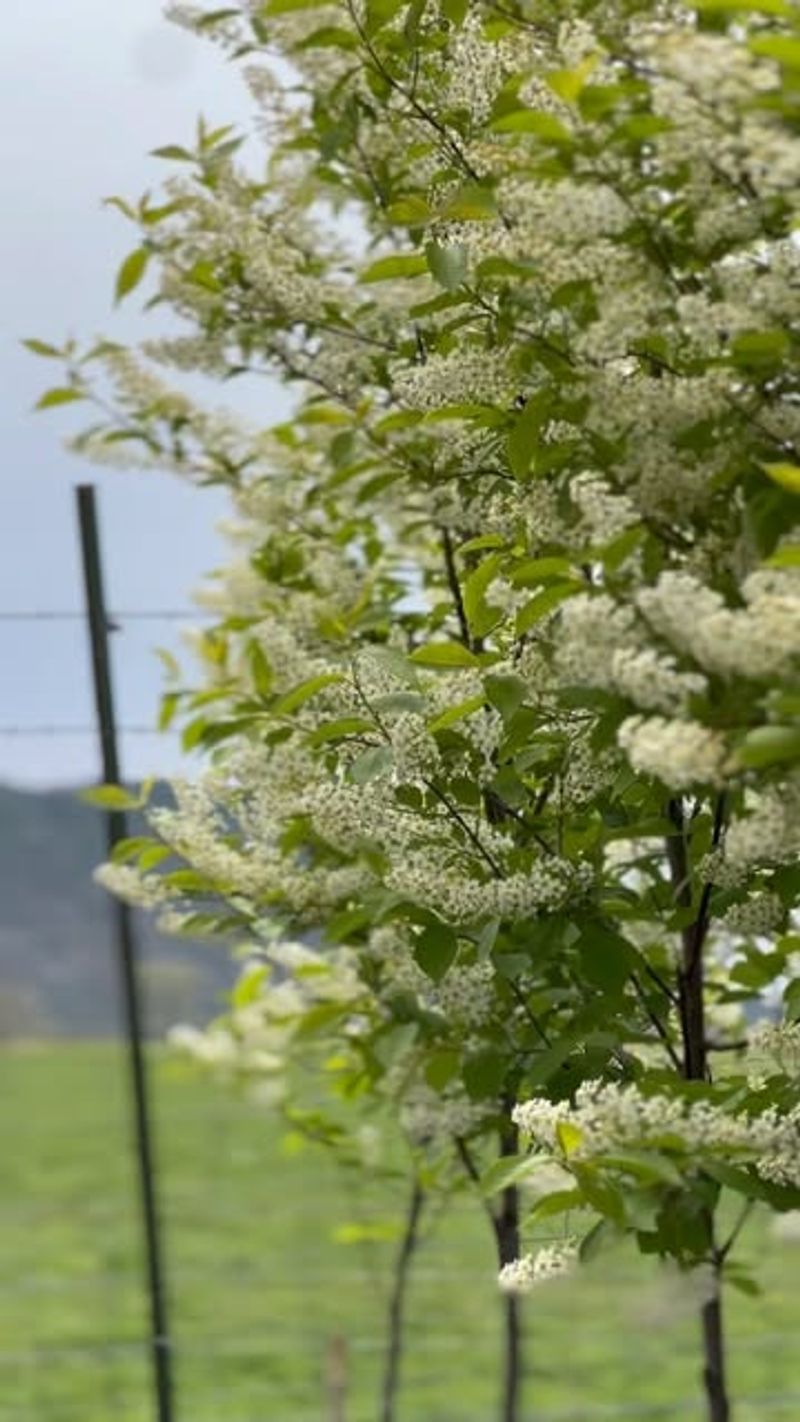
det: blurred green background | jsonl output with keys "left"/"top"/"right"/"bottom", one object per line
{"left": 3, "top": 1042, "right": 800, "bottom": 1422}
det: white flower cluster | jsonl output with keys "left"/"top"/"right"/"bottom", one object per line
{"left": 721, "top": 893, "right": 785, "bottom": 939}
{"left": 554, "top": 593, "right": 705, "bottom": 717}
{"left": 399, "top": 1080, "right": 488, "bottom": 1148}
{"left": 389, "top": 713, "right": 441, "bottom": 785}
{"left": 748, "top": 1020, "right": 800, "bottom": 1080}
{"left": 569, "top": 472, "right": 640, "bottom": 548}
{"left": 94, "top": 861, "right": 171, "bottom": 909}
{"left": 498, "top": 1240, "right": 578, "bottom": 1296}
{"left": 514, "top": 1081, "right": 800, "bottom": 1189}
{"left": 618, "top": 716, "right": 727, "bottom": 790}
{"left": 391, "top": 348, "right": 515, "bottom": 412}
{"left": 637, "top": 570, "right": 800, "bottom": 685}
{"left": 169, "top": 942, "right": 363, "bottom": 1090}
{"left": 385, "top": 852, "right": 584, "bottom": 927}
{"left": 725, "top": 781, "right": 800, "bottom": 874}
{"left": 434, "top": 962, "right": 495, "bottom": 1029}
{"left": 437, "top": 9, "right": 520, "bottom": 126}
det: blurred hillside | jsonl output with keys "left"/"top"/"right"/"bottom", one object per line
{"left": 0, "top": 783, "right": 235, "bottom": 1038}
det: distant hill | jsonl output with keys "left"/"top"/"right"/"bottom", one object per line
{"left": 0, "top": 783, "right": 237, "bottom": 1038}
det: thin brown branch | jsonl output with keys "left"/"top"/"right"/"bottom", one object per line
{"left": 631, "top": 971, "right": 682, "bottom": 1072}
{"left": 380, "top": 1179, "right": 425, "bottom": 1422}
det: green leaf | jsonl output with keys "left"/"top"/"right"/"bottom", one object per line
{"left": 295, "top": 24, "right": 360, "bottom": 48}
{"left": 260, "top": 0, "right": 328, "bottom": 14}
{"left": 765, "top": 544, "right": 800, "bottom": 568}
{"left": 364, "top": 0, "right": 406, "bottom": 34}
{"left": 573, "top": 1166, "right": 626, "bottom": 1225}
{"left": 784, "top": 978, "right": 800, "bottom": 1022}
{"left": 441, "top": 0, "right": 468, "bottom": 18}
{"left": 507, "top": 395, "right": 547, "bottom": 479}
{"left": 704, "top": 1160, "right": 800, "bottom": 1211}
{"left": 463, "top": 553, "right": 504, "bottom": 638}
{"left": 592, "top": 1150, "right": 682, "bottom": 1187}
{"left": 247, "top": 642, "right": 273, "bottom": 699}
{"left": 80, "top": 784, "right": 142, "bottom": 810}
{"left": 309, "top": 716, "right": 374, "bottom": 745}
{"left": 750, "top": 35, "right": 800, "bottom": 67}
{"left": 526, "top": 1187, "right": 585, "bottom": 1222}
{"left": 697, "top": 0, "right": 793, "bottom": 13}
{"left": 464, "top": 1049, "right": 506, "bottom": 1100}
{"left": 232, "top": 963, "right": 268, "bottom": 1008}
{"left": 386, "top": 196, "right": 431, "bottom": 225}
{"left": 580, "top": 1217, "right": 617, "bottom": 1262}
{"left": 731, "top": 329, "right": 789, "bottom": 371}
{"left": 22, "top": 338, "right": 62, "bottom": 358}
{"left": 425, "top": 240, "right": 467, "bottom": 291}
{"left": 150, "top": 144, "right": 194, "bottom": 161}
{"left": 510, "top": 556, "right": 574, "bottom": 588}
{"left": 438, "top": 184, "right": 496, "bottom": 221}
{"left": 457, "top": 533, "right": 506, "bottom": 555}
{"left": 158, "top": 690, "right": 181, "bottom": 731}
{"left": 490, "top": 110, "right": 572, "bottom": 142}
{"left": 359, "top": 254, "right": 429, "bottom": 283}
{"left": 115, "top": 247, "right": 150, "bottom": 303}
{"left": 485, "top": 674, "right": 526, "bottom": 721}
{"left": 409, "top": 642, "right": 480, "bottom": 668}
{"left": 332, "top": 1220, "right": 401, "bottom": 1244}
{"left": 139, "top": 844, "right": 172, "bottom": 871}
{"left": 414, "top": 923, "right": 458, "bottom": 982}
{"left": 737, "top": 726, "right": 800, "bottom": 770}
{"left": 760, "top": 462, "right": 800, "bottom": 496}
{"left": 481, "top": 1154, "right": 538, "bottom": 1197}
{"left": 425, "top": 1049, "right": 461, "bottom": 1090}
{"left": 111, "top": 836, "right": 155, "bottom": 864}
{"left": 35, "top": 387, "right": 85, "bottom": 410}
{"left": 428, "top": 695, "right": 485, "bottom": 732}
{"left": 197, "top": 7, "right": 242, "bottom": 26}
{"left": 515, "top": 583, "right": 583, "bottom": 635}
{"left": 348, "top": 744, "right": 394, "bottom": 783}
{"left": 575, "top": 923, "right": 637, "bottom": 994}
{"left": 546, "top": 56, "right": 598, "bottom": 103}
{"left": 272, "top": 672, "right": 344, "bottom": 715}
{"left": 556, "top": 1120, "right": 583, "bottom": 1157}
{"left": 527, "top": 1028, "right": 583, "bottom": 1085}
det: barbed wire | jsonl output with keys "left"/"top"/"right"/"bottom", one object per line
{"left": 0, "top": 726, "right": 176, "bottom": 737}
{"left": 0, "top": 610, "right": 214, "bottom": 622}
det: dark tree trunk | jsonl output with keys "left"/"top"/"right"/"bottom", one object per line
{"left": 666, "top": 797, "right": 731, "bottom": 1422}
{"left": 497, "top": 1118, "right": 523, "bottom": 1422}
{"left": 701, "top": 1283, "right": 730, "bottom": 1422}
{"left": 497, "top": 1184, "right": 522, "bottom": 1422}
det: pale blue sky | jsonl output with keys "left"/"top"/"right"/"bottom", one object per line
{"left": 1, "top": 0, "right": 287, "bottom": 786}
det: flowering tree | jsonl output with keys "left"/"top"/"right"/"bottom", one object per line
{"left": 33, "top": 1, "right": 800, "bottom": 1419}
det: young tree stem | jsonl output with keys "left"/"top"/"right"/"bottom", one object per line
{"left": 380, "top": 1179, "right": 425, "bottom": 1422}
{"left": 666, "top": 797, "right": 730, "bottom": 1422}
{"left": 455, "top": 1129, "right": 524, "bottom": 1422}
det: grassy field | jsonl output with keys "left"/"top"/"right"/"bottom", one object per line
{"left": 1, "top": 1042, "right": 799, "bottom": 1422}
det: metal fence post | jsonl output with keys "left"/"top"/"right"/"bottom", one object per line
{"left": 76, "top": 483, "right": 175, "bottom": 1422}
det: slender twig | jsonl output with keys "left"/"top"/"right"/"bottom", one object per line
{"left": 718, "top": 1201, "right": 754, "bottom": 1265}
{"left": 440, "top": 526, "right": 474, "bottom": 651}
{"left": 506, "top": 979, "right": 552, "bottom": 1047}
{"left": 642, "top": 960, "right": 680, "bottom": 1009}
{"left": 454, "top": 1136, "right": 499, "bottom": 1232}
{"left": 631, "top": 971, "right": 682, "bottom": 1072}
{"left": 423, "top": 778, "right": 504, "bottom": 877}
{"left": 380, "top": 1179, "right": 425, "bottom": 1422}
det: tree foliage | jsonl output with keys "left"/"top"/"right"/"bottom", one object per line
{"left": 34, "top": 1, "right": 800, "bottom": 1416}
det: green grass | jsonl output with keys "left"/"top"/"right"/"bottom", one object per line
{"left": 1, "top": 1042, "right": 799, "bottom": 1421}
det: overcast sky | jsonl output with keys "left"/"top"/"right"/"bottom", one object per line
{"left": 1, "top": 0, "right": 287, "bottom": 788}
